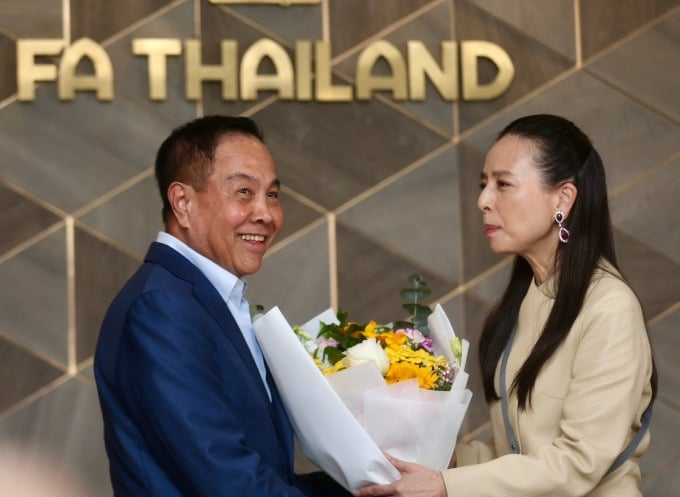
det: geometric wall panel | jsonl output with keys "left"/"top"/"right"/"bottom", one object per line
{"left": 0, "top": 34, "right": 16, "bottom": 100}
{"left": 0, "top": 229, "right": 68, "bottom": 365}
{"left": 580, "top": 0, "right": 680, "bottom": 61}
{"left": 0, "top": 337, "right": 63, "bottom": 413}
{"left": 1, "top": 0, "right": 678, "bottom": 493}
{"left": 0, "top": 184, "right": 61, "bottom": 256}
{"left": 0, "top": 377, "right": 111, "bottom": 496}
{"left": 329, "top": 0, "right": 434, "bottom": 55}
{"left": 74, "top": 227, "right": 140, "bottom": 364}
{"left": 70, "top": 0, "right": 176, "bottom": 42}
{"left": 77, "top": 173, "right": 162, "bottom": 258}
{"left": 587, "top": 10, "right": 680, "bottom": 123}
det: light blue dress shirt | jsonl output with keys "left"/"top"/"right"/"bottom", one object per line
{"left": 156, "top": 231, "right": 271, "bottom": 399}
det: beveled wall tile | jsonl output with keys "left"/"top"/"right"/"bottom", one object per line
{"left": 106, "top": 0, "right": 197, "bottom": 125}
{"left": 644, "top": 458, "right": 680, "bottom": 497}
{"left": 580, "top": 0, "right": 680, "bottom": 61}
{"left": 456, "top": 0, "right": 574, "bottom": 131}
{"left": 277, "top": 192, "right": 325, "bottom": 242}
{"left": 334, "top": 1, "right": 455, "bottom": 135}
{"left": 0, "top": 184, "right": 62, "bottom": 256}
{"left": 614, "top": 229, "right": 680, "bottom": 319}
{"left": 77, "top": 173, "right": 162, "bottom": 259}
{"left": 587, "top": 10, "right": 680, "bottom": 122}
{"left": 0, "top": 85, "right": 175, "bottom": 213}
{"left": 611, "top": 157, "right": 679, "bottom": 264}
{"left": 74, "top": 227, "right": 140, "bottom": 363}
{"left": 247, "top": 222, "right": 331, "bottom": 325}
{"left": 469, "top": 0, "right": 576, "bottom": 60}
{"left": 0, "top": 337, "right": 63, "bottom": 413}
{"left": 335, "top": 222, "right": 455, "bottom": 324}
{"left": 0, "top": 34, "right": 16, "bottom": 100}
{"left": 0, "top": 0, "right": 62, "bottom": 38}
{"left": 253, "top": 99, "right": 449, "bottom": 210}
{"left": 637, "top": 397, "right": 680, "bottom": 477}
{"left": 0, "top": 229, "right": 68, "bottom": 364}
{"left": 222, "top": 2, "right": 323, "bottom": 42}
{"left": 339, "top": 144, "right": 464, "bottom": 283}
{"left": 201, "top": 1, "right": 291, "bottom": 116}
{"left": 0, "top": 0, "right": 678, "bottom": 492}
{"left": 642, "top": 457, "right": 680, "bottom": 497}
{"left": 648, "top": 310, "right": 680, "bottom": 406}
{"left": 329, "top": 0, "right": 434, "bottom": 56}
{"left": 460, "top": 71, "right": 680, "bottom": 193}
{"left": 70, "top": 0, "right": 178, "bottom": 42}
{"left": 0, "top": 377, "right": 111, "bottom": 497}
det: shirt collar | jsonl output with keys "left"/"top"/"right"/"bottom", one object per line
{"left": 155, "top": 231, "right": 247, "bottom": 304}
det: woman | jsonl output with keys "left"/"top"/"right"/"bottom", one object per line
{"left": 357, "top": 114, "right": 657, "bottom": 497}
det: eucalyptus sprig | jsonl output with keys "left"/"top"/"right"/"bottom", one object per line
{"left": 394, "top": 274, "right": 433, "bottom": 336}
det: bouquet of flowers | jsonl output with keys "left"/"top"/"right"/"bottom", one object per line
{"left": 293, "top": 314, "right": 462, "bottom": 393}
{"left": 252, "top": 276, "right": 472, "bottom": 492}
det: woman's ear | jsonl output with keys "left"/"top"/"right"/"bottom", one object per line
{"left": 167, "top": 182, "right": 193, "bottom": 229}
{"left": 557, "top": 182, "right": 578, "bottom": 217}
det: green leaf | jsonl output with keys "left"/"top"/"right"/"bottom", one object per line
{"left": 400, "top": 288, "right": 432, "bottom": 303}
{"left": 393, "top": 319, "right": 414, "bottom": 330}
{"left": 407, "top": 274, "right": 428, "bottom": 289}
{"left": 324, "top": 346, "right": 345, "bottom": 365}
{"left": 249, "top": 304, "right": 265, "bottom": 319}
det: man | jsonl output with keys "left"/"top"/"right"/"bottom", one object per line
{"left": 94, "top": 115, "right": 348, "bottom": 497}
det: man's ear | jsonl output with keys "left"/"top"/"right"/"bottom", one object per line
{"left": 167, "top": 181, "right": 193, "bottom": 229}
{"left": 557, "top": 182, "right": 578, "bottom": 217}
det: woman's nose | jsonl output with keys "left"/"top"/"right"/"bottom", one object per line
{"left": 477, "top": 187, "right": 491, "bottom": 212}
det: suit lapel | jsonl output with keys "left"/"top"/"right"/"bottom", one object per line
{"left": 145, "top": 243, "right": 267, "bottom": 398}
{"left": 266, "top": 366, "right": 296, "bottom": 475}
{"left": 145, "top": 242, "right": 296, "bottom": 466}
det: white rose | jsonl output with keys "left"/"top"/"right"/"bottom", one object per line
{"left": 344, "top": 338, "right": 390, "bottom": 375}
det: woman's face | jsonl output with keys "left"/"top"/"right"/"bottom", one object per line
{"left": 477, "top": 135, "right": 560, "bottom": 264}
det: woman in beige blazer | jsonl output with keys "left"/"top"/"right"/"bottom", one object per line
{"left": 357, "top": 114, "right": 657, "bottom": 497}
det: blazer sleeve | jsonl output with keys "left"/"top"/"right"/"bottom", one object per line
{"left": 118, "top": 289, "right": 306, "bottom": 497}
{"left": 442, "top": 281, "right": 653, "bottom": 497}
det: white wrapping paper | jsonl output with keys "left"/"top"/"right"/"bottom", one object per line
{"left": 253, "top": 305, "right": 472, "bottom": 492}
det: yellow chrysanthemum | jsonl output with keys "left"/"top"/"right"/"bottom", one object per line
{"left": 385, "top": 361, "right": 420, "bottom": 384}
{"left": 383, "top": 332, "right": 408, "bottom": 348}
{"left": 321, "top": 360, "right": 347, "bottom": 376}
{"left": 415, "top": 368, "right": 439, "bottom": 390}
{"left": 361, "top": 321, "right": 379, "bottom": 338}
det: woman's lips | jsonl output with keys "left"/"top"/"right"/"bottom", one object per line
{"left": 484, "top": 224, "right": 499, "bottom": 236}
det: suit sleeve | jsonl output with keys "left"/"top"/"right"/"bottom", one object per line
{"left": 118, "top": 290, "right": 306, "bottom": 497}
{"left": 442, "top": 283, "right": 653, "bottom": 497}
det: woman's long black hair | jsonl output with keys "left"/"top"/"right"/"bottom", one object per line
{"left": 478, "top": 114, "right": 658, "bottom": 409}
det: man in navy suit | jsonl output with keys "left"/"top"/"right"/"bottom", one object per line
{"left": 94, "top": 115, "right": 349, "bottom": 497}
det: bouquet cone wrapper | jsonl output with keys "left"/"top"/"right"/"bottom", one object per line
{"left": 253, "top": 304, "right": 472, "bottom": 492}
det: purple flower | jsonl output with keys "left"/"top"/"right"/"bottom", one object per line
{"left": 396, "top": 328, "right": 434, "bottom": 352}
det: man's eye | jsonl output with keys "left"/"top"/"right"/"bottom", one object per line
{"left": 238, "top": 187, "right": 251, "bottom": 195}
{"left": 479, "top": 182, "right": 487, "bottom": 190}
{"left": 267, "top": 191, "right": 279, "bottom": 199}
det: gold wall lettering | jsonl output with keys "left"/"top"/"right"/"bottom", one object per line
{"left": 17, "top": 37, "right": 515, "bottom": 102}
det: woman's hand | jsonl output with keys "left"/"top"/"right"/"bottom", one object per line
{"left": 355, "top": 454, "right": 447, "bottom": 497}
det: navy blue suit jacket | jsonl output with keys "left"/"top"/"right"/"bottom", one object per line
{"left": 95, "top": 242, "right": 307, "bottom": 497}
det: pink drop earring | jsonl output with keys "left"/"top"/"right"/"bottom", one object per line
{"left": 554, "top": 210, "right": 570, "bottom": 243}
